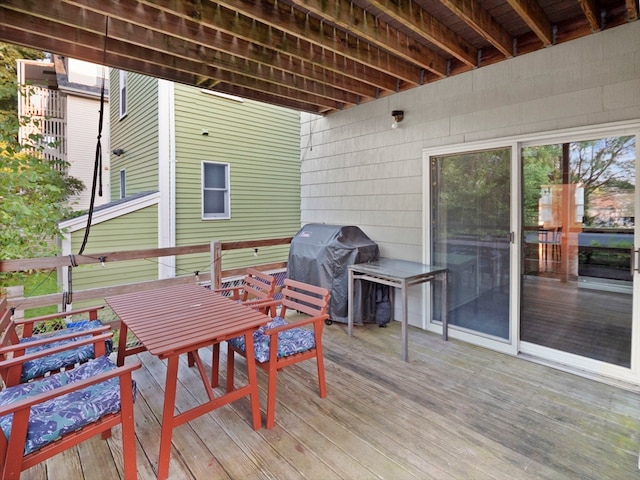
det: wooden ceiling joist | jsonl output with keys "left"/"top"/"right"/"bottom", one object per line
{"left": 0, "top": 0, "right": 634, "bottom": 115}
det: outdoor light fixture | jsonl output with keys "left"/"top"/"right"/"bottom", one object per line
{"left": 391, "top": 110, "right": 404, "bottom": 129}
{"left": 112, "top": 148, "right": 125, "bottom": 156}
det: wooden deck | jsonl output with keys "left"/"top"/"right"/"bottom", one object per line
{"left": 20, "top": 320, "right": 640, "bottom": 480}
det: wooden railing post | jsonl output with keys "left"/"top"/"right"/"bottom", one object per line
{"left": 211, "top": 240, "right": 222, "bottom": 290}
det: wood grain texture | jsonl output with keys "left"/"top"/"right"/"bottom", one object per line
{"left": 19, "top": 319, "right": 640, "bottom": 479}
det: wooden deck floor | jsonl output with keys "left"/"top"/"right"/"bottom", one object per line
{"left": 20, "top": 320, "right": 640, "bottom": 480}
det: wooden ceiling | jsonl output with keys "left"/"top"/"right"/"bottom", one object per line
{"left": 0, "top": 0, "right": 637, "bottom": 115}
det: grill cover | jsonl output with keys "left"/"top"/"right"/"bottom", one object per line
{"left": 287, "top": 223, "right": 386, "bottom": 325}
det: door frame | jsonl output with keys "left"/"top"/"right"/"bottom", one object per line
{"left": 423, "top": 120, "right": 640, "bottom": 385}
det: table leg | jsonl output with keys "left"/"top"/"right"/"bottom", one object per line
{"left": 347, "top": 269, "right": 354, "bottom": 337}
{"left": 157, "top": 355, "right": 179, "bottom": 480}
{"left": 243, "top": 332, "right": 262, "bottom": 430}
{"left": 116, "top": 322, "right": 128, "bottom": 367}
{"left": 401, "top": 281, "right": 408, "bottom": 362}
{"left": 442, "top": 271, "right": 448, "bottom": 341}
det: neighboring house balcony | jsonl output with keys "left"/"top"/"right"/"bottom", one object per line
{"left": 18, "top": 85, "right": 67, "bottom": 173}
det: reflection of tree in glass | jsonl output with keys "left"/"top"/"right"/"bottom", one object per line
{"left": 522, "top": 136, "right": 636, "bottom": 227}
{"left": 572, "top": 137, "right": 635, "bottom": 226}
{"left": 571, "top": 136, "right": 635, "bottom": 193}
{"left": 434, "top": 148, "right": 510, "bottom": 237}
{"left": 522, "top": 144, "right": 559, "bottom": 226}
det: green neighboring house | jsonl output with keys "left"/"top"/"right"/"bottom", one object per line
{"left": 58, "top": 72, "right": 301, "bottom": 293}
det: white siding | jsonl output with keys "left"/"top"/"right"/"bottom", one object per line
{"left": 300, "top": 21, "right": 640, "bottom": 261}
{"left": 66, "top": 95, "right": 111, "bottom": 210}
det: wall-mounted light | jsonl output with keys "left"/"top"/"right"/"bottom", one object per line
{"left": 391, "top": 110, "right": 404, "bottom": 129}
{"left": 112, "top": 148, "right": 125, "bottom": 156}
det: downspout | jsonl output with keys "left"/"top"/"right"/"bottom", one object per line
{"left": 158, "top": 80, "right": 176, "bottom": 278}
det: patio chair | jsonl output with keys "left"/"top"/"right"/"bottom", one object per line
{"left": 0, "top": 297, "right": 112, "bottom": 387}
{"left": 212, "top": 267, "right": 277, "bottom": 304}
{"left": 0, "top": 350, "right": 141, "bottom": 479}
{"left": 225, "top": 278, "right": 330, "bottom": 428}
{"left": 209, "top": 268, "right": 277, "bottom": 379}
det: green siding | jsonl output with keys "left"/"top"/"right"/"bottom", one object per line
{"left": 69, "top": 205, "right": 159, "bottom": 290}
{"left": 109, "top": 71, "right": 159, "bottom": 196}
{"left": 173, "top": 85, "right": 301, "bottom": 273}
{"left": 84, "top": 78, "right": 301, "bottom": 282}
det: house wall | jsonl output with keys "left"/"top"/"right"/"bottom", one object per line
{"left": 66, "top": 95, "right": 110, "bottom": 210}
{"left": 172, "top": 85, "right": 301, "bottom": 273}
{"left": 299, "top": 21, "right": 640, "bottom": 261}
{"left": 65, "top": 204, "right": 159, "bottom": 290}
{"left": 109, "top": 73, "right": 159, "bottom": 196}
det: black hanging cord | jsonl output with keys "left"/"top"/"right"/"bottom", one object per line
{"left": 78, "top": 17, "right": 109, "bottom": 255}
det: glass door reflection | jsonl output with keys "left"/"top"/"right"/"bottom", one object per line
{"left": 521, "top": 136, "right": 635, "bottom": 367}
{"left": 431, "top": 148, "right": 511, "bottom": 340}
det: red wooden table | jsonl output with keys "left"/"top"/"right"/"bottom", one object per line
{"left": 106, "top": 283, "right": 268, "bottom": 480}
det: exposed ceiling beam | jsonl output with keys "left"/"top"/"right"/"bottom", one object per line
{"left": 0, "top": 0, "right": 634, "bottom": 115}
{"left": 436, "top": 0, "right": 514, "bottom": 57}
{"left": 0, "top": 7, "right": 352, "bottom": 109}
{"left": 363, "top": 0, "right": 478, "bottom": 67}
{"left": 625, "top": 0, "right": 639, "bottom": 20}
{"left": 61, "top": 0, "right": 387, "bottom": 99}
{"left": 285, "top": 0, "right": 448, "bottom": 76}
{"left": 576, "top": 0, "right": 601, "bottom": 31}
{"left": 0, "top": 19, "right": 334, "bottom": 114}
{"left": 159, "top": 0, "right": 423, "bottom": 87}
{"left": 506, "top": 0, "right": 554, "bottom": 46}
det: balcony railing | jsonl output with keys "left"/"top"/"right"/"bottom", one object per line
{"left": 1, "top": 237, "right": 293, "bottom": 315}
{"left": 18, "top": 86, "right": 67, "bottom": 172}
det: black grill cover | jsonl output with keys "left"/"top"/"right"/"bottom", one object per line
{"left": 287, "top": 224, "right": 382, "bottom": 324}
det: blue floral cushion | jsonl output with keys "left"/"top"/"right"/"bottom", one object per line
{"left": 19, "top": 320, "right": 113, "bottom": 383}
{"left": 228, "top": 317, "right": 316, "bottom": 363}
{"left": 0, "top": 356, "right": 136, "bottom": 455}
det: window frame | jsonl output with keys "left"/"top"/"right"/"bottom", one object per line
{"left": 119, "top": 169, "right": 126, "bottom": 199}
{"left": 201, "top": 161, "right": 231, "bottom": 220}
{"left": 118, "top": 70, "right": 127, "bottom": 119}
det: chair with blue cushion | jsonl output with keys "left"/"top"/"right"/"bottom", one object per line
{"left": 225, "top": 278, "right": 330, "bottom": 428}
{"left": 209, "top": 268, "right": 277, "bottom": 380}
{"left": 213, "top": 267, "right": 277, "bottom": 305}
{"left": 0, "top": 349, "right": 141, "bottom": 479}
{"left": 0, "top": 297, "right": 112, "bottom": 387}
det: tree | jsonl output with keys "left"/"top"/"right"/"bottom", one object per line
{"left": 0, "top": 43, "right": 45, "bottom": 139}
{"left": 570, "top": 136, "right": 635, "bottom": 196}
{"left": 0, "top": 43, "right": 84, "bottom": 262}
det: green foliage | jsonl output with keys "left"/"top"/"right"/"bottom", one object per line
{"left": 433, "top": 148, "right": 510, "bottom": 237}
{"left": 0, "top": 43, "right": 44, "bottom": 139}
{"left": 521, "top": 144, "right": 560, "bottom": 227}
{"left": 0, "top": 43, "right": 84, "bottom": 263}
{"left": 522, "top": 137, "right": 635, "bottom": 228}
{"left": 0, "top": 146, "right": 84, "bottom": 260}
{"left": 0, "top": 270, "right": 58, "bottom": 317}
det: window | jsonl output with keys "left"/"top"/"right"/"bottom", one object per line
{"left": 119, "top": 169, "right": 126, "bottom": 199}
{"left": 119, "top": 70, "right": 127, "bottom": 119}
{"left": 202, "top": 162, "right": 230, "bottom": 219}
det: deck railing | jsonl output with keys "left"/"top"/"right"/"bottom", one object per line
{"left": 1, "top": 237, "right": 293, "bottom": 314}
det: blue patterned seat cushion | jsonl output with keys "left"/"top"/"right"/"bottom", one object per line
{"left": 0, "top": 356, "right": 135, "bottom": 455}
{"left": 19, "top": 320, "right": 113, "bottom": 383}
{"left": 228, "top": 317, "right": 316, "bottom": 363}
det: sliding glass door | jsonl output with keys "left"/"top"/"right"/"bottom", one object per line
{"left": 431, "top": 148, "right": 511, "bottom": 341}
{"left": 521, "top": 135, "right": 636, "bottom": 367}
{"left": 427, "top": 125, "right": 639, "bottom": 382}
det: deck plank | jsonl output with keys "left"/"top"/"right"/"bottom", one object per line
{"left": 14, "top": 319, "right": 640, "bottom": 479}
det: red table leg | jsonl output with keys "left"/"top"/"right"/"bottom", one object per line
{"left": 243, "top": 331, "right": 262, "bottom": 430}
{"left": 157, "top": 355, "right": 179, "bottom": 480}
{"left": 116, "top": 323, "right": 128, "bottom": 367}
